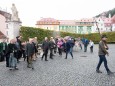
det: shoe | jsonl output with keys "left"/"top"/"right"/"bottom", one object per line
{"left": 96, "top": 70, "right": 102, "bottom": 73}
{"left": 27, "top": 65, "right": 31, "bottom": 68}
{"left": 107, "top": 71, "right": 114, "bottom": 75}
{"left": 65, "top": 58, "right": 67, "bottom": 59}
{"left": 32, "top": 67, "right": 34, "bottom": 70}
{"left": 45, "top": 60, "right": 48, "bottom": 61}
{"left": 50, "top": 57, "right": 53, "bottom": 59}
{"left": 15, "top": 67, "right": 19, "bottom": 70}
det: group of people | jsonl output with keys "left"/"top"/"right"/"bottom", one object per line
{"left": 41, "top": 36, "right": 75, "bottom": 61}
{"left": 0, "top": 36, "right": 38, "bottom": 70}
{"left": 0, "top": 35, "right": 114, "bottom": 75}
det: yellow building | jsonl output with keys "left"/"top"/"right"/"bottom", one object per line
{"left": 36, "top": 18, "right": 60, "bottom": 31}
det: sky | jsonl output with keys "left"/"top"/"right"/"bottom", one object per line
{"left": 0, "top": 0, "right": 115, "bottom": 27}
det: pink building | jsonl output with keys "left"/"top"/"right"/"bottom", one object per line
{"left": 0, "top": 10, "right": 11, "bottom": 40}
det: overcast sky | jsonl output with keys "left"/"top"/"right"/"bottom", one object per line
{"left": 0, "top": 0, "right": 115, "bottom": 27}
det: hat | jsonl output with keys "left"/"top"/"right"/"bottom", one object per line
{"left": 101, "top": 35, "right": 107, "bottom": 38}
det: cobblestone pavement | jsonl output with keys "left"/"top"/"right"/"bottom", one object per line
{"left": 0, "top": 44, "right": 115, "bottom": 86}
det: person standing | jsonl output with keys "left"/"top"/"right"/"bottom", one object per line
{"left": 82, "top": 38, "right": 89, "bottom": 52}
{"left": 16, "top": 36, "right": 22, "bottom": 63}
{"left": 57, "top": 38, "right": 63, "bottom": 57}
{"left": 0, "top": 39, "right": 7, "bottom": 62}
{"left": 89, "top": 40, "right": 94, "bottom": 53}
{"left": 41, "top": 37, "right": 49, "bottom": 61}
{"left": 96, "top": 35, "right": 113, "bottom": 75}
{"left": 8, "top": 39, "right": 18, "bottom": 70}
{"left": 49, "top": 37, "right": 55, "bottom": 59}
{"left": 21, "top": 42, "right": 26, "bottom": 61}
{"left": 65, "top": 38, "right": 73, "bottom": 59}
{"left": 25, "top": 38, "right": 35, "bottom": 69}
{"left": 78, "top": 37, "right": 82, "bottom": 50}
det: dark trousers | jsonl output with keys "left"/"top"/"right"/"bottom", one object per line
{"left": 54, "top": 47, "right": 57, "bottom": 54}
{"left": 0, "top": 52, "right": 4, "bottom": 62}
{"left": 50, "top": 49, "right": 53, "bottom": 59}
{"left": 90, "top": 46, "right": 93, "bottom": 53}
{"left": 96, "top": 55, "right": 110, "bottom": 72}
{"left": 42, "top": 49, "right": 48, "bottom": 60}
{"left": 65, "top": 49, "right": 73, "bottom": 59}
{"left": 17, "top": 50, "right": 22, "bottom": 62}
{"left": 79, "top": 44, "right": 82, "bottom": 50}
{"left": 58, "top": 48, "right": 62, "bottom": 56}
{"left": 6, "top": 54, "right": 10, "bottom": 67}
{"left": 84, "top": 45, "right": 88, "bottom": 52}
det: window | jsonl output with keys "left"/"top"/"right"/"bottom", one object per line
{"left": 6, "top": 24, "right": 8, "bottom": 29}
{"left": 6, "top": 31, "right": 8, "bottom": 36}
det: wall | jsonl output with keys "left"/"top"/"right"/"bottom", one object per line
{"left": 0, "top": 14, "right": 7, "bottom": 36}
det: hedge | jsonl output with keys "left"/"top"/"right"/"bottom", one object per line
{"left": 20, "top": 26, "right": 115, "bottom": 43}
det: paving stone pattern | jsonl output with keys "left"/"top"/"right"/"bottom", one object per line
{"left": 0, "top": 44, "right": 115, "bottom": 86}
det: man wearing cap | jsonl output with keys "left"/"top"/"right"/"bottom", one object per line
{"left": 96, "top": 35, "right": 113, "bottom": 75}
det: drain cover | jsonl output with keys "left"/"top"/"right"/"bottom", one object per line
{"left": 80, "top": 56, "right": 87, "bottom": 57}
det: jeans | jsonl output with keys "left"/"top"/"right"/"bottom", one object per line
{"left": 96, "top": 55, "right": 110, "bottom": 72}
{"left": 65, "top": 49, "right": 73, "bottom": 59}
{"left": 9, "top": 53, "right": 17, "bottom": 68}
{"left": 84, "top": 45, "right": 88, "bottom": 52}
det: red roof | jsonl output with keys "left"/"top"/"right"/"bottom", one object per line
{"left": 36, "top": 18, "right": 60, "bottom": 25}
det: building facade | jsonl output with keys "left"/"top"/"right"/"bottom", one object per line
{"left": 36, "top": 18, "right": 60, "bottom": 31}
{"left": 0, "top": 4, "right": 21, "bottom": 42}
{"left": 36, "top": 15, "right": 115, "bottom": 34}
{"left": 0, "top": 10, "right": 11, "bottom": 40}
{"left": 59, "top": 20, "right": 77, "bottom": 33}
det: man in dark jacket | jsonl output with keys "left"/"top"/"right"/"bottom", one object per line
{"left": 16, "top": 36, "right": 22, "bottom": 62}
{"left": 41, "top": 37, "right": 49, "bottom": 61}
{"left": 49, "top": 37, "right": 55, "bottom": 59}
{"left": 96, "top": 35, "right": 113, "bottom": 75}
{"left": 65, "top": 38, "right": 73, "bottom": 59}
{"left": 26, "top": 38, "right": 35, "bottom": 69}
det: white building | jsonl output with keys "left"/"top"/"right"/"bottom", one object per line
{"left": 0, "top": 4, "right": 21, "bottom": 42}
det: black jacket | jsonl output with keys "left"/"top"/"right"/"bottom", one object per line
{"left": 26, "top": 43, "right": 35, "bottom": 57}
{"left": 42, "top": 40, "right": 49, "bottom": 50}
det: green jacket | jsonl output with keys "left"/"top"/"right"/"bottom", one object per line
{"left": 0, "top": 42, "right": 3, "bottom": 53}
{"left": 0, "top": 42, "right": 7, "bottom": 53}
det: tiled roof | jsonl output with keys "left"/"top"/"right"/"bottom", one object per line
{"left": 0, "top": 10, "right": 11, "bottom": 19}
{"left": 36, "top": 18, "right": 60, "bottom": 25}
{"left": 0, "top": 31, "right": 7, "bottom": 39}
